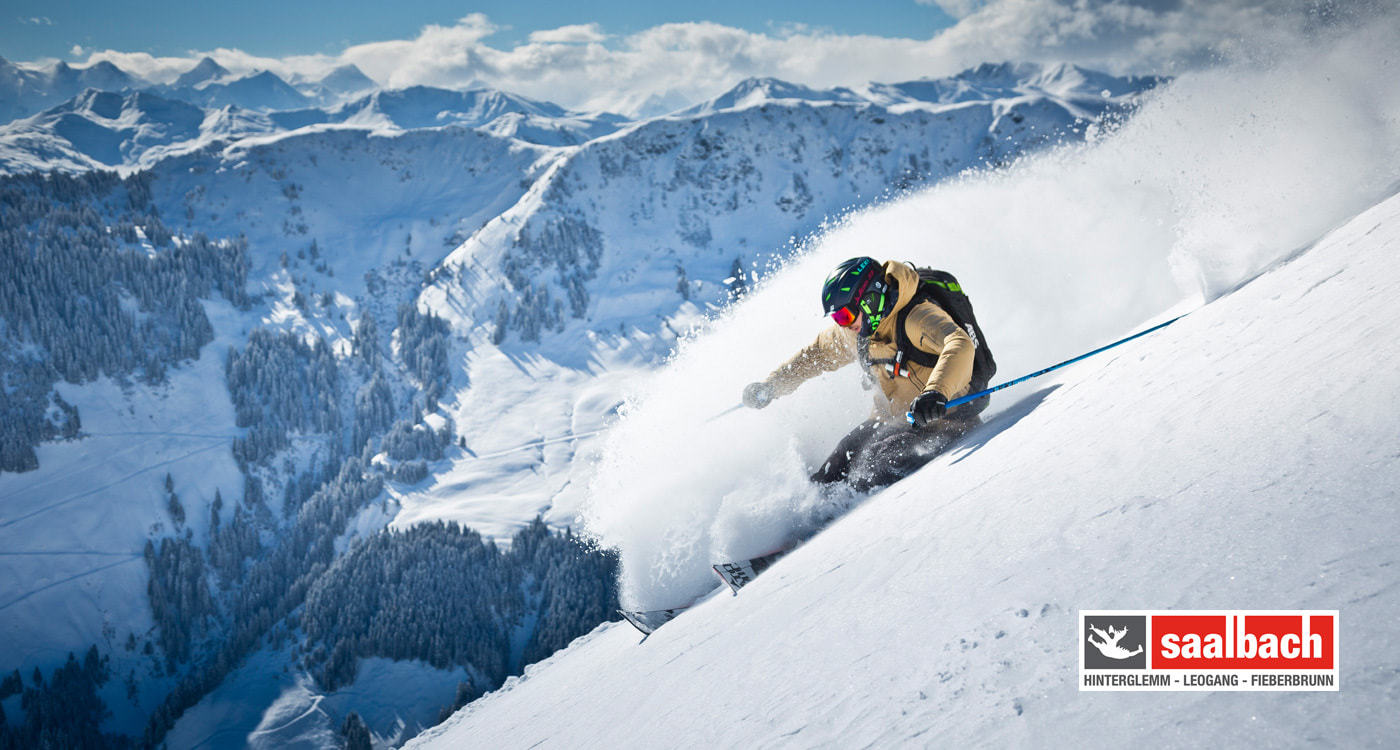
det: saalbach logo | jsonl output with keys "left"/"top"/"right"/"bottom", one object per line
{"left": 1079, "top": 610, "right": 1339, "bottom": 691}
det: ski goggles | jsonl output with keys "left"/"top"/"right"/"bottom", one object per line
{"left": 830, "top": 306, "right": 858, "bottom": 327}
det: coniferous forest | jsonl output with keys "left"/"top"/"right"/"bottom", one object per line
{"left": 0, "top": 171, "right": 620, "bottom": 748}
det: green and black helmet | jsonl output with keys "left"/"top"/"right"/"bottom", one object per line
{"left": 821, "top": 257, "right": 891, "bottom": 332}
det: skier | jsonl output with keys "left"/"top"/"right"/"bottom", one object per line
{"left": 741, "top": 257, "right": 992, "bottom": 490}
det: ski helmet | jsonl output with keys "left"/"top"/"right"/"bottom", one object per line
{"left": 821, "top": 257, "right": 890, "bottom": 330}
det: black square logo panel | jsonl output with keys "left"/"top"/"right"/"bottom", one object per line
{"left": 1084, "top": 614, "right": 1147, "bottom": 669}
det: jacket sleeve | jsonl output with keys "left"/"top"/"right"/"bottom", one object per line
{"left": 905, "top": 302, "right": 975, "bottom": 398}
{"left": 765, "top": 325, "right": 857, "bottom": 396}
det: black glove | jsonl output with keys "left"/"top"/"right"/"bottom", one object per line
{"left": 908, "top": 391, "right": 947, "bottom": 428}
{"left": 743, "top": 382, "right": 775, "bottom": 409}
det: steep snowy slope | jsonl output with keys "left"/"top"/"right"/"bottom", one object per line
{"left": 412, "top": 181, "right": 1400, "bottom": 750}
{"left": 145, "top": 125, "right": 558, "bottom": 297}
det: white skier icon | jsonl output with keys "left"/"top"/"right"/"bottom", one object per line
{"left": 1087, "top": 624, "right": 1144, "bottom": 660}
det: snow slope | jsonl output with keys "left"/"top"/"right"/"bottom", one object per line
{"left": 0, "top": 299, "right": 249, "bottom": 734}
{"left": 411, "top": 170, "right": 1400, "bottom": 750}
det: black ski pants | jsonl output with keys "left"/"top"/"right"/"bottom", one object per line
{"left": 811, "top": 397, "right": 986, "bottom": 492}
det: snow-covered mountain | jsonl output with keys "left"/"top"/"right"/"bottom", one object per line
{"left": 0, "top": 83, "right": 631, "bottom": 173}
{"left": 0, "top": 58, "right": 1155, "bottom": 175}
{"left": 0, "top": 89, "right": 268, "bottom": 172}
{"left": 292, "top": 64, "right": 378, "bottom": 106}
{"left": 0, "top": 56, "right": 144, "bottom": 122}
{"left": 864, "top": 61, "right": 1163, "bottom": 105}
{"left": 677, "top": 77, "right": 871, "bottom": 116}
{"left": 160, "top": 70, "right": 313, "bottom": 112}
{"left": 297, "top": 85, "right": 622, "bottom": 136}
{"left": 171, "top": 56, "right": 232, "bottom": 89}
{"left": 680, "top": 63, "right": 1164, "bottom": 119}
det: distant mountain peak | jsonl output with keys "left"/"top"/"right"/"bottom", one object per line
{"left": 320, "top": 64, "right": 376, "bottom": 93}
{"left": 679, "top": 77, "right": 865, "bottom": 116}
{"left": 175, "top": 56, "right": 231, "bottom": 88}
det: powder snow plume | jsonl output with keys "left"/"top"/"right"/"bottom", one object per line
{"left": 581, "top": 13, "right": 1400, "bottom": 611}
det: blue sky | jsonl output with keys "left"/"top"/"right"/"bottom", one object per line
{"left": 5, "top": 1, "right": 956, "bottom": 61}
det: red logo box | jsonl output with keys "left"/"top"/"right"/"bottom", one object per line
{"left": 1152, "top": 613, "right": 1335, "bottom": 670}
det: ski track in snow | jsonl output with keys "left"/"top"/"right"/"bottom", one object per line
{"left": 0, "top": 431, "right": 228, "bottom": 507}
{"left": 0, "top": 556, "right": 144, "bottom": 611}
{"left": 0, "top": 550, "right": 142, "bottom": 556}
{"left": 0, "top": 441, "right": 227, "bottom": 529}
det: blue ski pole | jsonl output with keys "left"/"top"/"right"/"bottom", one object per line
{"left": 907, "top": 313, "right": 1187, "bottom": 424}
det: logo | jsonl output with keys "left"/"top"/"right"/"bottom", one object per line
{"left": 963, "top": 323, "right": 980, "bottom": 350}
{"left": 1079, "top": 610, "right": 1338, "bottom": 691}
{"left": 1083, "top": 614, "right": 1146, "bottom": 669}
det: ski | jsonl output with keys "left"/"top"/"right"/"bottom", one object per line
{"left": 712, "top": 549, "right": 789, "bottom": 594}
{"left": 618, "top": 606, "right": 687, "bottom": 635}
{"left": 620, "top": 549, "right": 791, "bottom": 635}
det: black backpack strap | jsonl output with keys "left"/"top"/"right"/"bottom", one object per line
{"left": 893, "top": 302, "right": 943, "bottom": 370}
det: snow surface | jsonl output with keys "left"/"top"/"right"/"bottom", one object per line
{"left": 167, "top": 650, "right": 473, "bottom": 750}
{"left": 0, "top": 299, "right": 249, "bottom": 733}
{"left": 410, "top": 166, "right": 1400, "bottom": 750}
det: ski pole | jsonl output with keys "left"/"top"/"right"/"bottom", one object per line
{"left": 905, "top": 313, "right": 1187, "bottom": 424}
{"left": 704, "top": 404, "right": 744, "bottom": 423}
{"left": 468, "top": 429, "right": 608, "bottom": 460}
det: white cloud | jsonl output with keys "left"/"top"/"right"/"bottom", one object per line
{"left": 528, "top": 24, "right": 606, "bottom": 44}
{"left": 67, "top": 2, "right": 1396, "bottom": 116}
{"left": 917, "top": 0, "right": 989, "bottom": 19}
{"left": 20, "top": 16, "right": 54, "bottom": 25}
{"left": 70, "top": 45, "right": 86, "bottom": 58}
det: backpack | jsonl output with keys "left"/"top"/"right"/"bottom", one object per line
{"left": 887, "top": 266, "right": 997, "bottom": 389}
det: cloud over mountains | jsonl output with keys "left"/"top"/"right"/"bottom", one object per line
{"left": 66, "top": 1, "right": 1392, "bottom": 117}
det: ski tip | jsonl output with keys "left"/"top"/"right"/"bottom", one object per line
{"left": 712, "top": 564, "right": 741, "bottom": 596}
{"left": 618, "top": 607, "right": 683, "bottom": 635}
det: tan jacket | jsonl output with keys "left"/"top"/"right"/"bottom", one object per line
{"left": 764, "top": 261, "right": 975, "bottom": 422}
